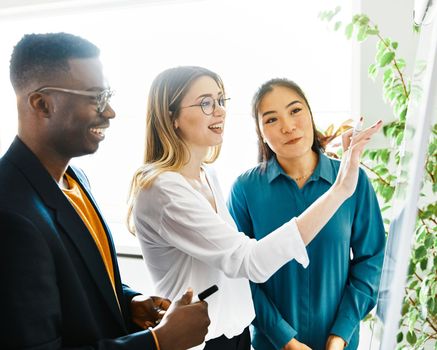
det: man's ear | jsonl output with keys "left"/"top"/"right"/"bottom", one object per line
{"left": 28, "top": 92, "right": 50, "bottom": 117}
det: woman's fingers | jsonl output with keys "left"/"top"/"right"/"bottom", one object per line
{"left": 350, "top": 119, "right": 383, "bottom": 146}
{"left": 342, "top": 119, "right": 383, "bottom": 155}
{"left": 352, "top": 121, "right": 383, "bottom": 151}
{"left": 341, "top": 128, "right": 354, "bottom": 152}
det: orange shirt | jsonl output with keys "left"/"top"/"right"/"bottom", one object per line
{"left": 62, "top": 174, "right": 119, "bottom": 306}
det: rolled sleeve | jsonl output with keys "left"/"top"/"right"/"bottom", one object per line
{"left": 135, "top": 173, "right": 308, "bottom": 284}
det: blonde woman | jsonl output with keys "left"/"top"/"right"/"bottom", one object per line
{"left": 127, "top": 66, "right": 382, "bottom": 350}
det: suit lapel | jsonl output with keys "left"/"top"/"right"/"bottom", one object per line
{"left": 67, "top": 167, "right": 128, "bottom": 319}
{"left": 5, "top": 138, "right": 126, "bottom": 330}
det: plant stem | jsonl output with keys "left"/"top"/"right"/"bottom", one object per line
{"left": 360, "top": 161, "right": 392, "bottom": 186}
{"left": 418, "top": 209, "right": 437, "bottom": 226}
{"left": 406, "top": 293, "right": 437, "bottom": 333}
{"left": 424, "top": 156, "right": 435, "bottom": 183}
{"left": 374, "top": 29, "right": 409, "bottom": 99}
{"left": 414, "top": 272, "right": 423, "bottom": 282}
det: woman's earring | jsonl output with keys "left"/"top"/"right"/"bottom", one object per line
{"left": 263, "top": 138, "right": 267, "bottom": 144}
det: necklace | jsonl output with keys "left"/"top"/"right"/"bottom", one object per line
{"left": 293, "top": 169, "right": 315, "bottom": 182}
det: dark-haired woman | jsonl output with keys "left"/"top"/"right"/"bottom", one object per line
{"left": 228, "top": 79, "right": 385, "bottom": 350}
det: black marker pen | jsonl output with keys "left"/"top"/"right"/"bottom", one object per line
{"left": 154, "top": 285, "right": 219, "bottom": 325}
{"left": 192, "top": 284, "right": 219, "bottom": 303}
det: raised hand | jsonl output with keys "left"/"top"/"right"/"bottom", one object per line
{"left": 335, "top": 119, "right": 383, "bottom": 198}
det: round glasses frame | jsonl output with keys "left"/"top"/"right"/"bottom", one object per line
{"left": 179, "top": 95, "right": 230, "bottom": 116}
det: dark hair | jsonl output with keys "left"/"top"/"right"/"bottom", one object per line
{"left": 10, "top": 32, "right": 100, "bottom": 91}
{"left": 251, "top": 78, "right": 323, "bottom": 164}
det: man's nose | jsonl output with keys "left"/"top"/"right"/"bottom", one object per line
{"left": 101, "top": 103, "right": 116, "bottom": 119}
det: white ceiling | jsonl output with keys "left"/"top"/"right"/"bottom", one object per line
{"left": 0, "top": 0, "right": 198, "bottom": 18}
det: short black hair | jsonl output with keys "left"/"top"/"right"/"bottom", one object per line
{"left": 10, "top": 32, "right": 100, "bottom": 91}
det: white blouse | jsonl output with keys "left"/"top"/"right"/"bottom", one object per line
{"left": 133, "top": 166, "right": 309, "bottom": 349}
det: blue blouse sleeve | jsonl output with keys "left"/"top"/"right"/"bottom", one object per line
{"left": 329, "top": 169, "right": 386, "bottom": 344}
{"left": 227, "top": 179, "right": 253, "bottom": 237}
{"left": 228, "top": 179, "right": 298, "bottom": 348}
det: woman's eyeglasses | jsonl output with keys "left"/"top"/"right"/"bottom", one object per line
{"left": 179, "top": 96, "right": 230, "bottom": 116}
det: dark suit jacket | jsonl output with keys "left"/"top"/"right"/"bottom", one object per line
{"left": 0, "top": 137, "right": 156, "bottom": 349}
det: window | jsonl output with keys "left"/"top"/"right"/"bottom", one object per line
{"left": 0, "top": 0, "right": 352, "bottom": 252}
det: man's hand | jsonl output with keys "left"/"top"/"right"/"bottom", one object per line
{"left": 282, "top": 338, "right": 312, "bottom": 350}
{"left": 325, "top": 335, "right": 346, "bottom": 350}
{"left": 130, "top": 295, "right": 171, "bottom": 329}
{"left": 153, "top": 288, "right": 210, "bottom": 350}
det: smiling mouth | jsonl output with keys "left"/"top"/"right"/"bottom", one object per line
{"left": 90, "top": 126, "right": 108, "bottom": 138}
{"left": 285, "top": 137, "right": 302, "bottom": 145}
{"left": 208, "top": 122, "right": 224, "bottom": 131}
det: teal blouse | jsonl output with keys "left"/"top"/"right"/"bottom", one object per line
{"left": 227, "top": 153, "right": 385, "bottom": 350}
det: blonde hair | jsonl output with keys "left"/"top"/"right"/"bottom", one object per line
{"left": 127, "top": 66, "right": 224, "bottom": 233}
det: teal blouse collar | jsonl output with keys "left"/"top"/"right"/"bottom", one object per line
{"left": 265, "top": 151, "right": 336, "bottom": 185}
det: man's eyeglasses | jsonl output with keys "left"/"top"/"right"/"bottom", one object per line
{"left": 33, "top": 87, "right": 114, "bottom": 113}
{"left": 179, "top": 96, "right": 230, "bottom": 116}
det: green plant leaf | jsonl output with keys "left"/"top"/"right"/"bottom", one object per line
{"left": 381, "top": 204, "right": 391, "bottom": 212}
{"left": 409, "top": 280, "right": 419, "bottom": 290}
{"left": 381, "top": 149, "right": 390, "bottom": 163}
{"left": 397, "top": 331, "right": 403, "bottom": 343}
{"left": 379, "top": 51, "right": 395, "bottom": 67}
{"left": 334, "top": 21, "right": 342, "bottom": 31}
{"left": 406, "top": 330, "right": 417, "bottom": 345}
{"left": 397, "top": 58, "right": 406, "bottom": 70}
{"left": 391, "top": 41, "right": 399, "bottom": 49}
{"left": 402, "top": 302, "right": 410, "bottom": 315}
{"left": 345, "top": 23, "right": 354, "bottom": 39}
{"left": 420, "top": 257, "right": 428, "bottom": 270}
{"left": 383, "top": 68, "right": 394, "bottom": 82}
{"left": 368, "top": 63, "right": 378, "bottom": 80}
{"left": 395, "top": 131, "right": 404, "bottom": 145}
{"left": 414, "top": 245, "right": 427, "bottom": 260}
{"left": 357, "top": 25, "right": 369, "bottom": 41}
{"left": 377, "top": 37, "right": 390, "bottom": 50}
{"left": 366, "top": 28, "right": 379, "bottom": 35}
{"left": 359, "top": 15, "right": 370, "bottom": 25}
{"left": 399, "top": 106, "right": 408, "bottom": 121}
{"left": 424, "top": 234, "right": 433, "bottom": 249}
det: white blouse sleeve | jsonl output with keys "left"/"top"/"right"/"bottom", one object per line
{"left": 134, "top": 173, "right": 309, "bottom": 283}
